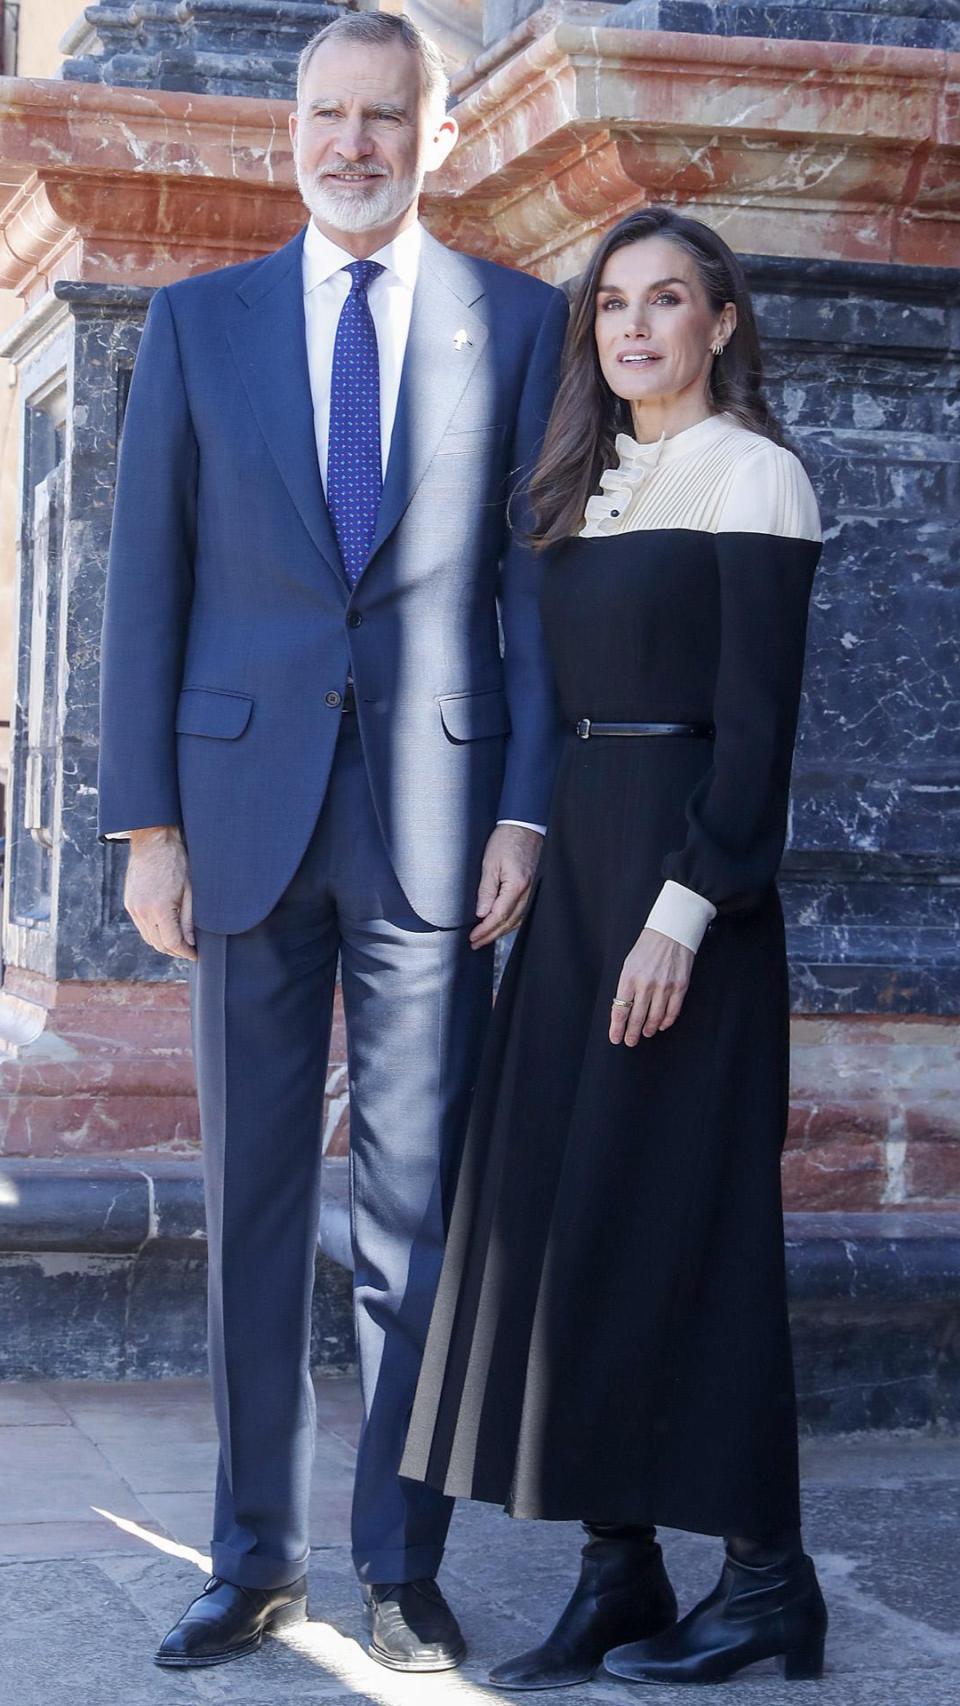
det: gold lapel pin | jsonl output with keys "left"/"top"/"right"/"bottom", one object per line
{"left": 453, "top": 328, "right": 473, "bottom": 350}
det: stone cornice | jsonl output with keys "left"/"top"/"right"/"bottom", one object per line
{"left": 1, "top": 24, "right": 958, "bottom": 302}
{"left": 0, "top": 73, "right": 293, "bottom": 165}
{"left": 424, "top": 25, "right": 960, "bottom": 276}
{"left": 0, "top": 77, "right": 303, "bottom": 302}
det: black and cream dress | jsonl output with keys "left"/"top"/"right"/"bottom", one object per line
{"left": 401, "top": 413, "right": 822, "bottom": 1538}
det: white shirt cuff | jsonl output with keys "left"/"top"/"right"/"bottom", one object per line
{"left": 644, "top": 879, "right": 717, "bottom": 953}
{"left": 110, "top": 821, "right": 548, "bottom": 843}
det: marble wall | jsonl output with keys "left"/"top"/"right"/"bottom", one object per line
{"left": 604, "top": 0, "right": 960, "bottom": 50}
{"left": 0, "top": 0, "right": 82, "bottom": 794}
{"left": 2, "top": 285, "right": 165, "bottom": 986}
{"left": 483, "top": 0, "right": 960, "bottom": 50}
{"left": 62, "top": 0, "right": 343, "bottom": 95}
{"left": 745, "top": 257, "right": 960, "bottom": 1017}
{"left": 4, "top": 251, "right": 951, "bottom": 1179}
{"left": 0, "top": 284, "right": 202, "bottom": 1158}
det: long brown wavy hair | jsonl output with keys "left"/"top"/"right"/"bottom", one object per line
{"left": 526, "top": 206, "right": 786, "bottom": 551}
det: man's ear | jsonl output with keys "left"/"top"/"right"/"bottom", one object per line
{"left": 424, "top": 112, "right": 459, "bottom": 174}
{"left": 289, "top": 110, "right": 299, "bottom": 149}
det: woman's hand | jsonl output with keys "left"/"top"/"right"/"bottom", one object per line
{"left": 609, "top": 927, "right": 694, "bottom": 1046}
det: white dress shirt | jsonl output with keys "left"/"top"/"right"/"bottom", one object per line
{"left": 302, "top": 218, "right": 420, "bottom": 488}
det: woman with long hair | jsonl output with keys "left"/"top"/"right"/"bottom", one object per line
{"left": 400, "top": 205, "right": 829, "bottom": 1688}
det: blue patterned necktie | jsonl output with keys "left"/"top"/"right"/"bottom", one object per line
{"left": 327, "top": 259, "right": 384, "bottom": 588}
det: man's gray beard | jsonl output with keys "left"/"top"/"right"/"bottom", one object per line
{"left": 296, "top": 159, "right": 422, "bottom": 234}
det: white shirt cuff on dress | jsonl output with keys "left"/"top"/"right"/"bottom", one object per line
{"left": 644, "top": 879, "right": 717, "bottom": 953}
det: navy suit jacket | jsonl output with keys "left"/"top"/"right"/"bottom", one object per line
{"left": 98, "top": 227, "right": 568, "bottom": 933}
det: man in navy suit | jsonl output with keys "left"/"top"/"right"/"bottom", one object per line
{"left": 99, "top": 11, "right": 566, "bottom": 1674}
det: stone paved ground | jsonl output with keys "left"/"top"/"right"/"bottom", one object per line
{"left": 0, "top": 1374, "right": 958, "bottom": 1706}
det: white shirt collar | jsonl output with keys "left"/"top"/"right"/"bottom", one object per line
{"left": 302, "top": 217, "right": 422, "bottom": 294}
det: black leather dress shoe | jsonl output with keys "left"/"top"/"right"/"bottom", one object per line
{"left": 489, "top": 1525, "right": 677, "bottom": 1690}
{"left": 364, "top": 1578, "right": 466, "bottom": 1672}
{"left": 154, "top": 1574, "right": 308, "bottom": 1668}
{"left": 604, "top": 1543, "right": 827, "bottom": 1685}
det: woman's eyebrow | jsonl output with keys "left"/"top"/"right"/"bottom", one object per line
{"left": 598, "top": 276, "right": 688, "bottom": 294}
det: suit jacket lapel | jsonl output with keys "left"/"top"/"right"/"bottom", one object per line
{"left": 369, "top": 233, "right": 489, "bottom": 562}
{"left": 227, "top": 229, "right": 345, "bottom": 591}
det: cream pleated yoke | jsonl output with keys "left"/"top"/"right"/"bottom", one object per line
{"left": 579, "top": 411, "right": 822, "bottom": 542}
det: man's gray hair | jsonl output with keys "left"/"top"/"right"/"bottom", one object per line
{"left": 296, "top": 12, "right": 450, "bottom": 114}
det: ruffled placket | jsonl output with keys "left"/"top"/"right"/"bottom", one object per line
{"left": 578, "top": 414, "right": 743, "bottom": 539}
{"left": 580, "top": 431, "right": 667, "bottom": 538}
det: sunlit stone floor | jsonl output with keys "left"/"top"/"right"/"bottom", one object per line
{"left": 0, "top": 1374, "right": 957, "bottom": 1705}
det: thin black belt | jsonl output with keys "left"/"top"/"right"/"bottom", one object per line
{"left": 575, "top": 718, "right": 714, "bottom": 740}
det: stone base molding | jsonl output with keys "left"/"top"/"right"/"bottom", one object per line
{"left": 0, "top": 969, "right": 351, "bottom": 1161}
{"left": 0, "top": 971, "right": 198, "bottom": 1157}
{"left": 787, "top": 1017, "right": 960, "bottom": 1212}
{"left": 0, "top": 1153, "right": 354, "bottom": 1380}
{"left": 2, "top": 1154, "right": 956, "bottom": 1433}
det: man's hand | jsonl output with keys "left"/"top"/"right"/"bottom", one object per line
{"left": 609, "top": 927, "right": 694, "bottom": 1046}
{"left": 124, "top": 826, "right": 197, "bottom": 962}
{"left": 470, "top": 824, "right": 543, "bottom": 949}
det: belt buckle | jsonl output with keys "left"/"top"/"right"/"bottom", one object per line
{"left": 576, "top": 718, "right": 591, "bottom": 740}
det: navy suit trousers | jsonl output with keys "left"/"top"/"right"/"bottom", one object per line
{"left": 191, "top": 710, "right": 495, "bottom": 1587}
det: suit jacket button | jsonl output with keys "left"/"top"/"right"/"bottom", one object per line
{"left": 325, "top": 690, "right": 343, "bottom": 708}
{"left": 347, "top": 612, "right": 363, "bottom": 629}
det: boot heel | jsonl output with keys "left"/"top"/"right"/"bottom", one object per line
{"left": 268, "top": 1596, "right": 308, "bottom": 1633}
{"left": 779, "top": 1632, "right": 825, "bottom": 1681}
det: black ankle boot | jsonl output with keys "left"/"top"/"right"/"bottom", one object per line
{"left": 489, "top": 1525, "right": 677, "bottom": 1691}
{"left": 604, "top": 1532, "right": 827, "bottom": 1685}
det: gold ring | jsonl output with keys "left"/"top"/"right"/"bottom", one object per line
{"left": 611, "top": 997, "right": 634, "bottom": 1009}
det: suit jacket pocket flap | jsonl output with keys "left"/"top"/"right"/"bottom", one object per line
{"left": 176, "top": 688, "right": 253, "bottom": 740}
{"left": 438, "top": 689, "right": 511, "bottom": 743}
